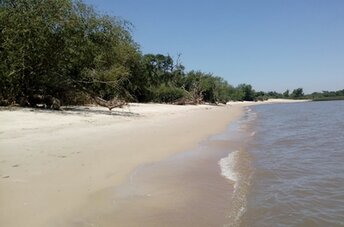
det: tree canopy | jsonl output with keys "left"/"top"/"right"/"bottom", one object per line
{"left": 0, "top": 0, "right": 140, "bottom": 107}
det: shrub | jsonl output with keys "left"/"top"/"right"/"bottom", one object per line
{"left": 154, "top": 85, "right": 187, "bottom": 103}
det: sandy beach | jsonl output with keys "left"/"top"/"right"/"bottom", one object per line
{"left": 0, "top": 100, "right": 308, "bottom": 226}
{"left": 0, "top": 103, "right": 245, "bottom": 226}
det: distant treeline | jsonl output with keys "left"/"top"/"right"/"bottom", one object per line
{"left": 252, "top": 88, "right": 344, "bottom": 101}
{"left": 0, "top": 1, "right": 342, "bottom": 109}
{"left": 306, "top": 90, "right": 344, "bottom": 101}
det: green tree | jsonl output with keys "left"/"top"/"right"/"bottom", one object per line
{"left": 182, "top": 71, "right": 233, "bottom": 104}
{"left": 136, "top": 54, "right": 188, "bottom": 102}
{"left": 236, "top": 84, "right": 255, "bottom": 101}
{"left": 291, "top": 88, "right": 304, "bottom": 98}
{"left": 0, "top": 0, "right": 141, "bottom": 108}
{"left": 0, "top": 0, "right": 72, "bottom": 103}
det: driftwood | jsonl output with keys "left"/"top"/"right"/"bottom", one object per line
{"left": 174, "top": 97, "right": 203, "bottom": 105}
{"left": 174, "top": 90, "right": 204, "bottom": 105}
{"left": 77, "top": 85, "right": 127, "bottom": 111}
{"left": 92, "top": 96, "right": 127, "bottom": 111}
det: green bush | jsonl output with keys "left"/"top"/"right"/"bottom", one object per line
{"left": 154, "top": 86, "right": 187, "bottom": 103}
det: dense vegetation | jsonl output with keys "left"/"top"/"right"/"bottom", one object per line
{"left": 0, "top": 0, "right": 141, "bottom": 109}
{"left": 305, "top": 89, "right": 344, "bottom": 101}
{"left": 0, "top": 0, "right": 342, "bottom": 109}
{"left": 254, "top": 88, "right": 344, "bottom": 101}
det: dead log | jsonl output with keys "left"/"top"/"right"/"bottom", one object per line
{"left": 93, "top": 96, "right": 127, "bottom": 111}
{"left": 174, "top": 96, "right": 204, "bottom": 105}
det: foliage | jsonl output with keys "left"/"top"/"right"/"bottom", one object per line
{"left": 0, "top": 0, "right": 140, "bottom": 107}
{"left": 232, "top": 84, "right": 256, "bottom": 101}
{"left": 291, "top": 88, "right": 304, "bottom": 98}
{"left": 153, "top": 85, "right": 187, "bottom": 103}
{"left": 312, "top": 96, "right": 344, "bottom": 101}
{"left": 182, "top": 71, "right": 233, "bottom": 103}
{"left": 305, "top": 89, "right": 344, "bottom": 101}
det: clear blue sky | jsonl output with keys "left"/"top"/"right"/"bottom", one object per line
{"left": 84, "top": 0, "right": 344, "bottom": 93}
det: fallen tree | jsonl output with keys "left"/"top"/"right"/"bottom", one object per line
{"left": 92, "top": 96, "right": 127, "bottom": 111}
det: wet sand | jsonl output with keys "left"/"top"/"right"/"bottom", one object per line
{"left": 69, "top": 142, "right": 235, "bottom": 227}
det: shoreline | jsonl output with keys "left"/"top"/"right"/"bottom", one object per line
{"left": 0, "top": 99, "right": 308, "bottom": 226}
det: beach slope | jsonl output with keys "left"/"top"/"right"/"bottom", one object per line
{"left": 0, "top": 103, "right": 243, "bottom": 226}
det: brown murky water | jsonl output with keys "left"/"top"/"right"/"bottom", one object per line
{"left": 242, "top": 101, "right": 344, "bottom": 227}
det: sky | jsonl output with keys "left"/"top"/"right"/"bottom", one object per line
{"left": 83, "top": 0, "right": 344, "bottom": 93}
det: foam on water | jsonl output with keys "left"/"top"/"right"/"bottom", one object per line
{"left": 216, "top": 106, "right": 256, "bottom": 227}
{"left": 218, "top": 150, "right": 239, "bottom": 190}
{"left": 219, "top": 149, "right": 252, "bottom": 227}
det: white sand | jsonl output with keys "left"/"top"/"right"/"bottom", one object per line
{"left": 0, "top": 103, "right": 243, "bottom": 226}
{"left": 227, "top": 98, "right": 310, "bottom": 106}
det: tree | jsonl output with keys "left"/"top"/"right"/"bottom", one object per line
{"left": 132, "top": 54, "right": 187, "bottom": 102}
{"left": 291, "top": 88, "right": 304, "bottom": 98}
{"left": 0, "top": 0, "right": 73, "bottom": 104}
{"left": 236, "top": 84, "right": 255, "bottom": 101}
{"left": 0, "top": 0, "right": 141, "bottom": 108}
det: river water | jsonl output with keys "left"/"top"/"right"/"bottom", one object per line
{"left": 239, "top": 101, "right": 344, "bottom": 226}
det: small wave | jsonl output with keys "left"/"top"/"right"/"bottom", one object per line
{"left": 240, "top": 108, "right": 257, "bottom": 124}
{"left": 247, "top": 112, "right": 257, "bottom": 121}
{"left": 219, "top": 150, "right": 252, "bottom": 227}
{"left": 250, "top": 131, "right": 256, "bottom": 136}
{"left": 218, "top": 151, "right": 240, "bottom": 190}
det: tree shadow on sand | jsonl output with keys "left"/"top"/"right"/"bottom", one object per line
{"left": 0, "top": 106, "right": 140, "bottom": 117}
{"left": 61, "top": 106, "right": 139, "bottom": 117}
